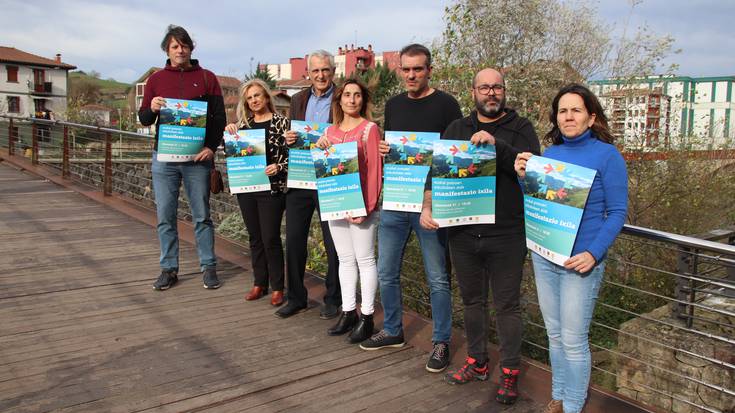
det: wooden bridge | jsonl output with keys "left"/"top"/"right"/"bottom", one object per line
{"left": 0, "top": 158, "right": 654, "bottom": 413}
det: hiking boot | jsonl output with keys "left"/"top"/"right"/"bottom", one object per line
{"left": 542, "top": 399, "right": 563, "bottom": 413}
{"left": 327, "top": 310, "right": 357, "bottom": 336}
{"left": 444, "top": 357, "right": 489, "bottom": 385}
{"left": 495, "top": 367, "right": 520, "bottom": 405}
{"left": 153, "top": 269, "right": 178, "bottom": 291}
{"left": 347, "top": 314, "right": 374, "bottom": 344}
{"left": 202, "top": 268, "right": 221, "bottom": 289}
{"left": 426, "top": 342, "right": 450, "bottom": 373}
{"left": 359, "top": 330, "right": 405, "bottom": 351}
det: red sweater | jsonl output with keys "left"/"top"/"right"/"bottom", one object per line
{"left": 325, "top": 120, "right": 383, "bottom": 216}
{"left": 138, "top": 59, "right": 226, "bottom": 153}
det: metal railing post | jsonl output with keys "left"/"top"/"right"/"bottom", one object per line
{"left": 31, "top": 123, "right": 38, "bottom": 165}
{"left": 62, "top": 126, "right": 69, "bottom": 179}
{"left": 675, "top": 246, "right": 691, "bottom": 322}
{"left": 8, "top": 117, "right": 14, "bottom": 155}
{"left": 104, "top": 131, "right": 112, "bottom": 196}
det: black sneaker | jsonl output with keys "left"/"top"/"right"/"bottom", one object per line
{"left": 426, "top": 342, "right": 450, "bottom": 373}
{"left": 319, "top": 302, "right": 341, "bottom": 319}
{"left": 359, "top": 330, "right": 405, "bottom": 350}
{"left": 202, "top": 268, "right": 221, "bottom": 289}
{"left": 275, "top": 302, "right": 308, "bottom": 319}
{"left": 153, "top": 269, "right": 178, "bottom": 291}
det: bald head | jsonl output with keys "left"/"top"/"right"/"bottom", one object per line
{"left": 473, "top": 68, "right": 504, "bottom": 88}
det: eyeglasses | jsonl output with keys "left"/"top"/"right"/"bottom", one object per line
{"left": 474, "top": 84, "right": 505, "bottom": 95}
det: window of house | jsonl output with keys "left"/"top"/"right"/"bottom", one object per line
{"left": 7, "top": 96, "right": 20, "bottom": 113}
{"left": 7, "top": 65, "right": 18, "bottom": 82}
{"left": 136, "top": 83, "right": 145, "bottom": 96}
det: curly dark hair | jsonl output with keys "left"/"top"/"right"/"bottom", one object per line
{"left": 544, "top": 83, "right": 615, "bottom": 146}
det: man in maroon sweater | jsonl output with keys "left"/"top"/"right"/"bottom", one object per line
{"left": 139, "top": 25, "right": 226, "bottom": 291}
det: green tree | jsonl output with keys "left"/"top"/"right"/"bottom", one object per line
{"left": 244, "top": 64, "right": 277, "bottom": 90}
{"left": 353, "top": 64, "right": 401, "bottom": 127}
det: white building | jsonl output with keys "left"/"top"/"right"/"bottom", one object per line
{"left": 0, "top": 46, "right": 76, "bottom": 119}
{"left": 590, "top": 75, "right": 735, "bottom": 149}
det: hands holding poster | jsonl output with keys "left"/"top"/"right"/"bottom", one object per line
{"left": 431, "top": 140, "right": 496, "bottom": 227}
{"left": 157, "top": 98, "right": 207, "bottom": 162}
{"left": 288, "top": 121, "right": 331, "bottom": 189}
{"left": 383, "top": 131, "right": 438, "bottom": 212}
{"left": 223, "top": 129, "right": 270, "bottom": 194}
{"left": 522, "top": 155, "right": 596, "bottom": 266}
{"left": 311, "top": 141, "right": 366, "bottom": 221}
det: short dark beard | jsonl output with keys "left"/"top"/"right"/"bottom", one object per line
{"left": 475, "top": 95, "right": 506, "bottom": 119}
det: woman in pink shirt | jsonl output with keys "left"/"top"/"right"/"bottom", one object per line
{"left": 316, "top": 78, "right": 382, "bottom": 343}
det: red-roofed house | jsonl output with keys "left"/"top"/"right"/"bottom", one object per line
{"left": 0, "top": 46, "right": 76, "bottom": 119}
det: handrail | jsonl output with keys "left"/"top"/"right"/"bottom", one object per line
{"left": 0, "top": 114, "right": 151, "bottom": 140}
{"left": 622, "top": 224, "right": 735, "bottom": 256}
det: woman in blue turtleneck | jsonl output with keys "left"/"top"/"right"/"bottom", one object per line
{"left": 515, "top": 84, "right": 628, "bottom": 413}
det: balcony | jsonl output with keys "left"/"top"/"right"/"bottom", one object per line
{"left": 28, "top": 81, "right": 53, "bottom": 95}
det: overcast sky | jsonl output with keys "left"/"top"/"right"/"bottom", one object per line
{"left": 2, "top": 0, "right": 733, "bottom": 83}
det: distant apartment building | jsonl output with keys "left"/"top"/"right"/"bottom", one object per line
{"left": 590, "top": 75, "right": 735, "bottom": 149}
{"left": 265, "top": 45, "right": 400, "bottom": 96}
{"left": 0, "top": 46, "right": 76, "bottom": 119}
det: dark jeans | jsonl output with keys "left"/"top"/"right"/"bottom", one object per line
{"left": 236, "top": 191, "right": 286, "bottom": 291}
{"left": 285, "top": 189, "right": 341, "bottom": 307}
{"left": 449, "top": 230, "right": 527, "bottom": 368}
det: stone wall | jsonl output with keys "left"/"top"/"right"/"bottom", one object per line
{"left": 46, "top": 160, "right": 241, "bottom": 224}
{"left": 617, "top": 296, "right": 735, "bottom": 413}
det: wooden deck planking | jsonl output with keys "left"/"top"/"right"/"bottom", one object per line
{"left": 0, "top": 162, "right": 542, "bottom": 412}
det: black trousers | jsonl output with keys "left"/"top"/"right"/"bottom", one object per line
{"left": 285, "top": 189, "right": 341, "bottom": 307}
{"left": 449, "top": 229, "right": 527, "bottom": 368}
{"left": 236, "top": 191, "right": 286, "bottom": 291}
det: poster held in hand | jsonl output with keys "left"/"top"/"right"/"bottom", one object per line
{"left": 383, "top": 131, "right": 438, "bottom": 212}
{"left": 431, "top": 140, "right": 496, "bottom": 227}
{"left": 522, "top": 155, "right": 596, "bottom": 266}
{"left": 156, "top": 98, "right": 207, "bottom": 162}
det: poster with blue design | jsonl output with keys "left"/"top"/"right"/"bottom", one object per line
{"left": 156, "top": 98, "right": 207, "bottom": 162}
{"left": 383, "top": 131, "right": 439, "bottom": 212}
{"left": 431, "top": 140, "right": 496, "bottom": 227}
{"left": 223, "top": 129, "right": 270, "bottom": 194}
{"left": 288, "top": 121, "right": 332, "bottom": 189}
{"left": 311, "top": 141, "right": 365, "bottom": 221}
{"left": 522, "top": 156, "right": 596, "bottom": 266}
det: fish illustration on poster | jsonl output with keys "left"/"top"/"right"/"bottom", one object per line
{"left": 287, "top": 121, "right": 332, "bottom": 189}
{"left": 223, "top": 129, "right": 270, "bottom": 194}
{"left": 382, "top": 131, "right": 438, "bottom": 212}
{"left": 522, "top": 155, "right": 597, "bottom": 266}
{"left": 431, "top": 140, "right": 496, "bottom": 227}
{"left": 311, "top": 141, "right": 366, "bottom": 221}
{"left": 156, "top": 98, "right": 207, "bottom": 162}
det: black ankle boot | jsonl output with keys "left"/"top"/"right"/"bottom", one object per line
{"left": 328, "top": 310, "right": 357, "bottom": 336}
{"left": 348, "top": 314, "right": 374, "bottom": 344}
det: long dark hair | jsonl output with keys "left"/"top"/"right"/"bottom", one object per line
{"left": 544, "top": 83, "right": 615, "bottom": 146}
{"left": 332, "top": 78, "right": 373, "bottom": 125}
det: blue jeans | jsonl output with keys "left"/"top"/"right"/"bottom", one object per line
{"left": 151, "top": 153, "right": 216, "bottom": 271}
{"left": 531, "top": 252, "right": 604, "bottom": 413}
{"left": 377, "top": 210, "right": 452, "bottom": 343}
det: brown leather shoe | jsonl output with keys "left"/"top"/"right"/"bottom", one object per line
{"left": 542, "top": 399, "right": 563, "bottom": 413}
{"left": 270, "top": 291, "right": 284, "bottom": 306}
{"left": 245, "top": 286, "right": 265, "bottom": 301}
